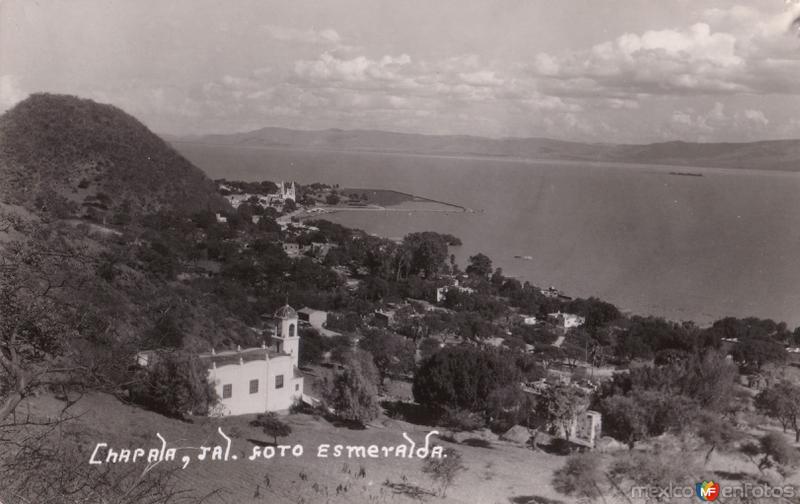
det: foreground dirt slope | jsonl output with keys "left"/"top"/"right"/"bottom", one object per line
{"left": 25, "top": 393, "right": 571, "bottom": 504}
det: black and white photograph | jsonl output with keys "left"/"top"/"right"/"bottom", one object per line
{"left": 3, "top": 1, "right": 800, "bottom": 502}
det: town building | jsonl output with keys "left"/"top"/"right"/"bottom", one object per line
{"left": 547, "top": 311, "right": 586, "bottom": 330}
{"left": 201, "top": 305, "right": 304, "bottom": 416}
{"left": 282, "top": 242, "right": 301, "bottom": 257}
{"left": 279, "top": 181, "right": 296, "bottom": 202}
{"left": 298, "top": 307, "right": 327, "bottom": 329}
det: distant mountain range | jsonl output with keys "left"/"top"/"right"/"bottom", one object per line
{"left": 167, "top": 127, "right": 800, "bottom": 172}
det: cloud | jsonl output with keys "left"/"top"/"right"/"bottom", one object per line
{"left": 262, "top": 25, "right": 341, "bottom": 45}
{"left": 293, "top": 52, "right": 413, "bottom": 84}
{"left": 531, "top": 5, "right": 800, "bottom": 98}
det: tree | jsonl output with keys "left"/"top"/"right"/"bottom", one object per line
{"left": 251, "top": 412, "right": 292, "bottom": 445}
{"left": 742, "top": 432, "right": 798, "bottom": 476}
{"left": 755, "top": 382, "right": 800, "bottom": 442}
{"left": 130, "top": 352, "right": 217, "bottom": 419}
{"left": 325, "top": 193, "right": 340, "bottom": 205}
{"left": 732, "top": 337, "right": 786, "bottom": 372}
{"left": 413, "top": 346, "right": 519, "bottom": 415}
{"left": 0, "top": 218, "right": 92, "bottom": 423}
{"left": 599, "top": 394, "right": 651, "bottom": 449}
{"left": 553, "top": 453, "right": 608, "bottom": 504}
{"left": 358, "top": 329, "right": 416, "bottom": 383}
{"left": 536, "top": 385, "right": 586, "bottom": 441}
{"left": 466, "top": 253, "right": 492, "bottom": 277}
{"left": 419, "top": 337, "right": 442, "bottom": 361}
{"left": 299, "top": 327, "right": 328, "bottom": 366}
{"left": 421, "top": 447, "right": 465, "bottom": 497}
{"left": 693, "top": 412, "right": 741, "bottom": 464}
{"left": 398, "top": 232, "right": 451, "bottom": 279}
{"left": 323, "top": 349, "right": 380, "bottom": 425}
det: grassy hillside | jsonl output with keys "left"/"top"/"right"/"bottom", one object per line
{"left": 171, "top": 127, "right": 800, "bottom": 171}
{"left": 0, "top": 93, "right": 226, "bottom": 218}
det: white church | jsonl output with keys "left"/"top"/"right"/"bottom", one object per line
{"left": 278, "top": 181, "right": 296, "bottom": 202}
{"left": 200, "top": 304, "right": 304, "bottom": 415}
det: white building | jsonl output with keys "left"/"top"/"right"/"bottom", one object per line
{"left": 279, "top": 181, "right": 296, "bottom": 202}
{"left": 298, "top": 307, "right": 327, "bottom": 329}
{"left": 202, "top": 305, "right": 304, "bottom": 416}
{"left": 547, "top": 311, "right": 586, "bottom": 329}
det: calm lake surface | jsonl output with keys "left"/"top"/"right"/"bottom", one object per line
{"left": 175, "top": 143, "right": 800, "bottom": 327}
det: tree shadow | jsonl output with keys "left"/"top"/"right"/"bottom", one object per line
{"left": 326, "top": 416, "right": 368, "bottom": 430}
{"left": 381, "top": 400, "right": 439, "bottom": 426}
{"left": 461, "top": 438, "right": 493, "bottom": 449}
{"left": 537, "top": 438, "right": 576, "bottom": 456}
{"left": 713, "top": 470, "right": 751, "bottom": 481}
{"left": 509, "top": 495, "right": 565, "bottom": 504}
{"left": 384, "top": 480, "right": 436, "bottom": 501}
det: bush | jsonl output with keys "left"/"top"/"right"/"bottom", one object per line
{"left": 441, "top": 407, "right": 485, "bottom": 432}
{"left": 130, "top": 352, "right": 217, "bottom": 419}
{"left": 251, "top": 412, "right": 292, "bottom": 444}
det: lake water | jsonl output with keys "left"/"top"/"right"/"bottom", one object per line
{"left": 175, "top": 143, "right": 800, "bottom": 327}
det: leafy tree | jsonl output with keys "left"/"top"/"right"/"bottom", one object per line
{"left": 732, "top": 337, "right": 786, "bottom": 372}
{"left": 358, "top": 329, "right": 416, "bottom": 383}
{"left": 742, "top": 432, "right": 799, "bottom": 476}
{"left": 398, "top": 232, "right": 452, "bottom": 279}
{"left": 130, "top": 352, "right": 217, "bottom": 419}
{"left": 299, "top": 327, "right": 328, "bottom": 366}
{"left": 323, "top": 349, "right": 380, "bottom": 425}
{"left": 486, "top": 384, "right": 534, "bottom": 430}
{"left": 251, "top": 412, "right": 292, "bottom": 445}
{"left": 413, "top": 346, "right": 519, "bottom": 415}
{"left": 466, "top": 253, "right": 493, "bottom": 277}
{"left": 536, "top": 385, "right": 586, "bottom": 441}
{"left": 755, "top": 382, "right": 800, "bottom": 442}
{"left": 421, "top": 447, "right": 465, "bottom": 497}
{"left": 693, "top": 412, "right": 741, "bottom": 464}
{"left": 419, "top": 337, "right": 442, "bottom": 361}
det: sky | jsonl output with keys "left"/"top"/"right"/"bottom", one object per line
{"left": 2, "top": 0, "right": 800, "bottom": 143}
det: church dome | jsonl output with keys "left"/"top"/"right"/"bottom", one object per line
{"left": 274, "top": 304, "right": 297, "bottom": 319}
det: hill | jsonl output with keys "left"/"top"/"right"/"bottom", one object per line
{"left": 0, "top": 93, "right": 226, "bottom": 219}
{"left": 169, "top": 127, "right": 800, "bottom": 171}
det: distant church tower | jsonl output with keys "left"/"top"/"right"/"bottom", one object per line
{"left": 279, "top": 181, "right": 296, "bottom": 202}
{"left": 273, "top": 304, "right": 299, "bottom": 368}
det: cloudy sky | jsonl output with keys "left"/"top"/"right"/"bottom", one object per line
{"left": 2, "top": 0, "right": 800, "bottom": 143}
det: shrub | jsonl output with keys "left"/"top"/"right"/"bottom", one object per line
{"left": 130, "top": 352, "right": 216, "bottom": 419}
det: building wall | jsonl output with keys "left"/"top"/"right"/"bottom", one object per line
{"left": 208, "top": 360, "right": 268, "bottom": 416}
{"left": 208, "top": 356, "right": 303, "bottom": 415}
{"left": 265, "top": 356, "right": 303, "bottom": 412}
{"left": 300, "top": 310, "right": 327, "bottom": 329}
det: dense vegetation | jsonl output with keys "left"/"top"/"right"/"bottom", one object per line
{"left": 0, "top": 94, "right": 226, "bottom": 218}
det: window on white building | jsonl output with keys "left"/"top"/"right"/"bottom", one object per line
{"left": 249, "top": 379, "right": 259, "bottom": 394}
{"left": 222, "top": 384, "right": 232, "bottom": 398}
{"left": 275, "top": 375, "right": 284, "bottom": 389}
